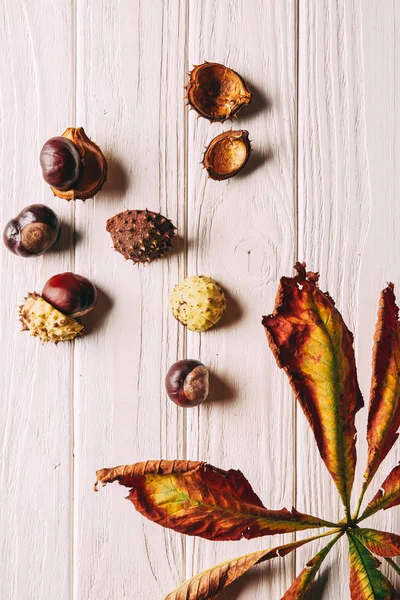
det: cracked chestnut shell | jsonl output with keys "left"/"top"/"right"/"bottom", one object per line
{"left": 3, "top": 204, "right": 61, "bottom": 257}
{"left": 165, "top": 359, "right": 209, "bottom": 407}
{"left": 186, "top": 62, "right": 252, "bottom": 122}
{"left": 203, "top": 130, "right": 251, "bottom": 180}
{"left": 40, "top": 127, "right": 107, "bottom": 201}
{"left": 42, "top": 272, "right": 97, "bottom": 318}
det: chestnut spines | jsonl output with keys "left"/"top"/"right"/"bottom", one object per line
{"left": 165, "top": 359, "right": 209, "bottom": 407}
{"left": 42, "top": 272, "right": 97, "bottom": 318}
{"left": 40, "top": 136, "right": 82, "bottom": 190}
{"left": 186, "top": 62, "right": 252, "bottom": 123}
{"left": 3, "top": 204, "right": 61, "bottom": 257}
{"left": 203, "top": 130, "right": 251, "bottom": 180}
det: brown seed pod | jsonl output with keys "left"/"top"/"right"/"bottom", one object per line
{"left": 106, "top": 209, "right": 176, "bottom": 264}
{"left": 203, "top": 130, "right": 251, "bottom": 180}
{"left": 186, "top": 62, "right": 252, "bottom": 122}
{"left": 40, "top": 127, "right": 107, "bottom": 201}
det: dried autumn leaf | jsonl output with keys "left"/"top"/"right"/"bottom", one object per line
{"left": 362, "top": 285, "right": 400, "bottom": 495}
{"left": 360, "top": 464, "right": 400, "bottom": 521}
{"left": 348, "top": 533, "right": 399, "bottom": 599}
{"left": 95, "top": 460, "right": 334, "bottom": 540}
{"left": 281, "top": 532, "right": 343, "bottom": 600}
{"left": 165, "top": 531, "right": 338, "bottom": 600}
{"left": 263, "top": 262, "right": 363, "bottom": 515}
{"left": 351, "top": 529, "right": 400, "bottom": 557}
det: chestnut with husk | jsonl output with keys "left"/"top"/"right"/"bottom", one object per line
{"left": 40, "top": 127, "right": 107, "bottom": 201}
{"left": 3, "top": 204, "right": 61, "bottom": 257}
{"left": 186, "top": 62, "right": 252, "bottom": 122}
{"left": 203, "top": 130, "right": 251, "bottom": 180}
{"left": 165, "top": 359, "right": 209, "bottom": 407}
{"left": 18, "top": 272, "right": 97, "bottom": 343}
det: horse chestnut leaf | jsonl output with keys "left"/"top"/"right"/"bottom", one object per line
{"left": 165, "top": 359, "right": 209, "bottom": 407}
{"left": 42, "top": 272, "right": 97, "bottom": 318}
{"left": 3, "top": 204, "right": 61, "bottom": 257}
{"left": 40, "top": 136, "right": 82, "bottom": 191}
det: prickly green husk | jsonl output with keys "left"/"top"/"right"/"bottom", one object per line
{"left": 170, "top": 275, "right": 226, "bottom": 332}
{"left": 18, "top": 293, "right": 84, "bottom": 343}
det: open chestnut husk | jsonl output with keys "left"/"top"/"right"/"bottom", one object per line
{"left": 3, "top": 204, "right": 61, "bottom": 257}
{"left": 18, "top": 272, "right": 97, "bottom": 343}
{"left": 203, "top": 130, "right": 251, "bottom": 180}
{"left": 186, "top": 62, "right": 252, "bottom": 122}
{"left": 40, "top": 127, "right": 107, "bottom": 201}
{"left": 165, "top": 359, "right": 209, "bottom": 407}
{"left": 42, "top": 272, "right": 97, "bottom": 318}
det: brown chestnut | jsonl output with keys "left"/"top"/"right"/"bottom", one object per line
{"left": 40, "top": 136, "right": 82, "bottom": 191}
{"left": 39, "top": 127, "right": 107, "bottom": 201}
{"left": 3, "top": 204, "right": 61, "bottom": 257}
{"left": 42, "top": 272, "right": 97, "bottom": 318}
{"left": 165, "top": 359, "right": 209, "bottom": 407}
{"left": 203, "top": 130, "right": 251, "bottom": 180}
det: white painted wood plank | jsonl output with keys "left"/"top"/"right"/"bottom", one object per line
{"left": 0, "top": 2, "right": 75, "bottom": 599}
{"left": 185, "top": 1, "right": 298, "bottom": 598}
{"left": 298, "top": 0, "right": 400, "bottom": 596}
{"left": 73, "top": 1, "right": 187, "bottom": 598}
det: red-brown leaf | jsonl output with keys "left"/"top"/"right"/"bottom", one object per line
{"left": 263, "top": 263, "right": 363, "bottom": 515}
{"left": 95, "top": 461, "right": 335, "bottom": 541}
{"left": 360, "top": 464, "right": 400, "bottom": 520}
{"left": 351, "top": 529, "right": 400, "bottom": 557}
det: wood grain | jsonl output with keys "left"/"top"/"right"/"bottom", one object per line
{"left": 298, "top": 0, "right": 400, "bottom": 596}
{"left": 0, "top": 2, "right": 75, "bottom": 599}
{"left": 185, "top": 1, "right": 297, "bottom": 598}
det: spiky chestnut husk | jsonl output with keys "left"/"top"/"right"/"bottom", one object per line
{"left": 170, "top": 275, "right": 227, "bottom": 332}
{"left": 43, "top": 127, "right": 107, "bottom": 201}
{"left": 106, "top": 209, "right": 176, "bottom": 264}
{"left": 186, "top": 62, "right": 252, "bottom": 123}
{"left": 203, "top": 130, "right": 251, "bottom": 180}
{"left": 18, "top": 293, "right": 84, "bottom": 343}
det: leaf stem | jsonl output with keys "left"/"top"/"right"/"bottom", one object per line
{"left": 385, "top": 557, "right": 400, "bottom": 577}
{"left": 353, "top": 480, "right": 368, "bottom": 521}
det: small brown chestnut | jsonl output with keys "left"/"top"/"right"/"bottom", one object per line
{"left": 42, "top": 272, "right": 97, "bottom": 318}
{"left": 203, "top": 130, "right": 251, "bottom": 180}
{"left": 40, "top": 136, "right": 82, "bottom": 191}
{"left": 39, "top": 127, "right": 107, "bottom": 201}
{"left": 165, "top": 359, "right": 209, "bottom": 407}
{"left": 3, "top": 204, "right": 61, "bottom": 257}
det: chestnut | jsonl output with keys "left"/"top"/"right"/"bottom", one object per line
{"left": 42, "top": 272, "right": 97, "bottom": 318}
{"left": 3, "top": 204, "right": 61, "bottom": 257}
{"left": 165, "top": 359, "right": 209, "bottom": 407}
{"left": 40, "top": 136, "right": 82, "bottom": 191}
{"left": 39, "top": 127, "right": 107, "bottom": 201}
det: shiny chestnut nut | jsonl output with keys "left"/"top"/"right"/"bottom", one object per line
{"left": 3, "top": 204, "right": 61, "bottom": 257}
{"left": 40, "top": 137, "right": 82, "bottom": 191}
{"left": 42, "top": 272, "right": 97, "bottom": 318}
{"left": 165, "top": 359, "right": 209, "bottom": 407}
{"left": 39, "top": 127, "right": 107, "bottom": 201}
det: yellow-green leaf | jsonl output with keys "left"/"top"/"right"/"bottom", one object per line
{"left": 165, "top": 531, "right": 339, "bottom": 600}
{"left": 351, "top": 529, "right": 400, "bottom": 557}
{"left": 94, "top": 461, "right": 334, "bottom": 541}
{"left": 263, "top": 263, "right": 363, "bottom": 515}
{"left": 348, "top": 533, "right": 399, "bottom": 599}
{"left": 360, "top": 464, "right": 400, "bottom": 521}
{"left": 281, "top": 533, "right": 342, "bottom": 599}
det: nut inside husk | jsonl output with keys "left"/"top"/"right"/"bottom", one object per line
{"left": 51, "top": 127, "right": 107, "bottom": 201}
{"left": 203, "top": 130, "right": 251, "bottom": 180}
{"left": 18, "top": 293, "right": 84, "bottom": 343}
{"left": 170, "top": 275, "right": 227, "bottom": 332}
{"left": 186, "top": 62, "right": 251, "bottom": 122}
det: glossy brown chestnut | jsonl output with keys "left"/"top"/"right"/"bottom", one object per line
{"left": 42, "top": 272, "right": 97, "bottom": 318}
{"left": 3, "top": 204, "right": 61, "bottom": 257}
{"left": 165, "top": 359, "right": 209, "bottom": 408}
{"left": 186, "top": 62, "right": 252, "bottom": 122}
{"left": 40, "top": 127, "right": 107, "bottom": 201}
{"left": 40, "top": 137, "right": 82, "bottom": 191}
{"left": 203, "top": 130, "right": 251, "bottom": 180}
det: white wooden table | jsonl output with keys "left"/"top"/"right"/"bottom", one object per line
{"left": 1, "top": 1, "right": 399, "bottom": 598}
